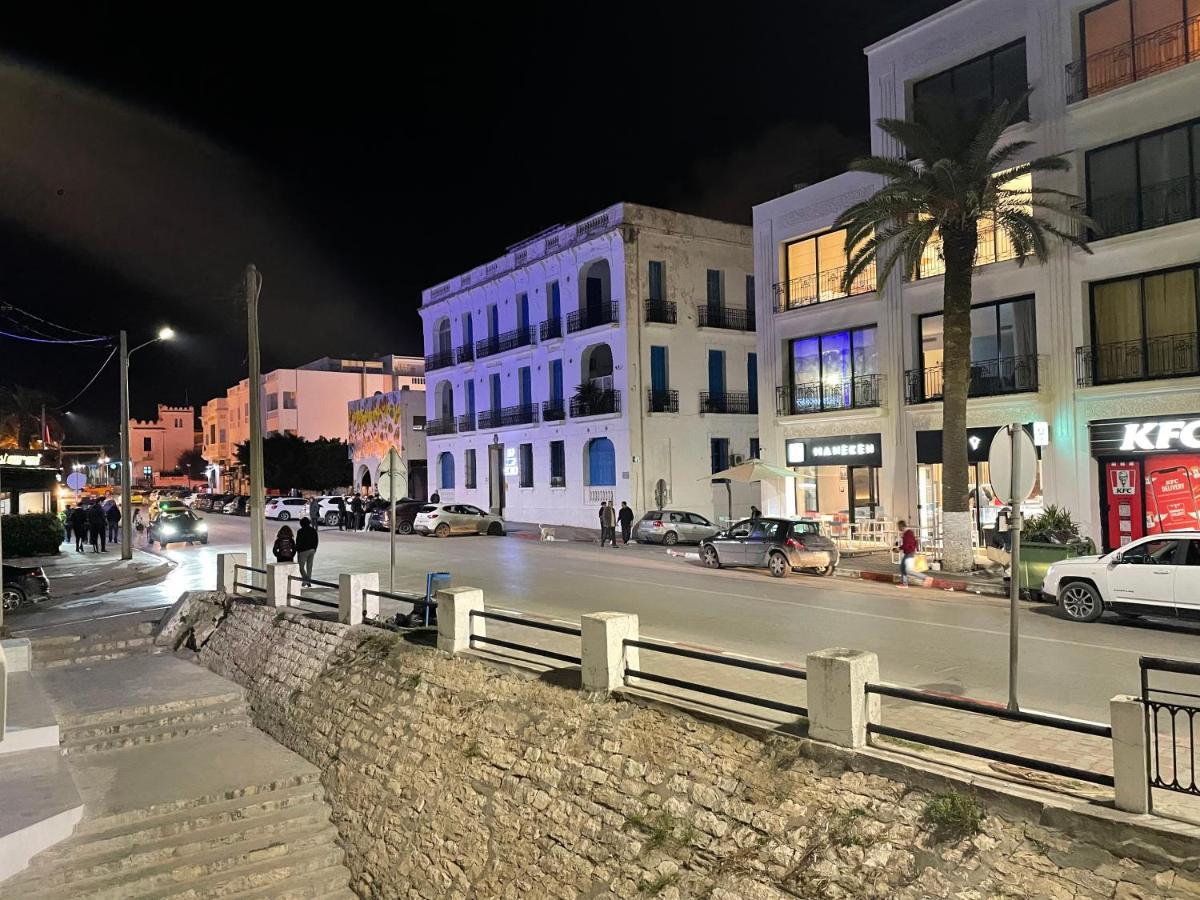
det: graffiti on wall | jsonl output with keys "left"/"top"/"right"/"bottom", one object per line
{"left": 348, "top": 391, "right": 406, "bottom": 462}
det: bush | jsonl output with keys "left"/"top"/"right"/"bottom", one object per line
{"left": 2, "top": 512, "right": 63, "bottom": 558}
{"left": 921, "top": 791, "right": 982, "bottom": 843}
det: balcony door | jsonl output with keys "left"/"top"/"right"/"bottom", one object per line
{"left": 708, "top": 349, "right": 726, "bottom": 402}
{"left": 1091, "top": 267, "right": 1200, "bottom": 383}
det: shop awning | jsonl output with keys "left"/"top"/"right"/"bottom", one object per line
{"left": 702, "top": 459, "right": 795, "bottom": 483}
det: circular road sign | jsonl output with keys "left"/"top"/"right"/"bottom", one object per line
{"left": 988, "top": 425, "right": 1037, "bottom": 503}
{"left": 66, "top": 472, "right": 87, "bottom": 491}
{"left": 377, "top": 448, "right": 407, "bottom": 502}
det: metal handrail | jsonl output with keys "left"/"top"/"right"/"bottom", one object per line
{"left": 286, "top": 574, "right": 338, "bottom": 608}
{"left": 625, "top": 638, "right": 807, "bottom": 679}
{"left": 474, "top": 609, "right": 582, "bottom": 637}
{"left": 232, "top": 563, "right": 267, "bottom": 594}
{"left": 467, "top": 608, "right": 582, "bottom": 665}
{"left": 233, "top": 581, "right": 265, "bottom": 593}
{"left": 235, "top": 564, "right": 266, "bottom": 575}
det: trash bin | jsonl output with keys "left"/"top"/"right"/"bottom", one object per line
{"left": 1016, "top": 539, "right": 1096, "bottom": 599}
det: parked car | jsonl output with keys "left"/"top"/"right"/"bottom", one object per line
{"left": 130, "top": 491, "right": 146, "bottom": 505}
{"left": 1044, "top": 532, "right": 1200, "bottom": 623}
{"left": 181, "top": 493, "right": 200, "bottom": 507}
{"left": 265, "top": 497, "right": 309, "bottom": 520}
{"left": 2, "top": 563, "right": 50, "bottom": 612}
{"left": 699, "top": 517, "right": 839, "bottom": 578}
{"left": 149, "top": 498, "right": 190, "bottom": 522}
{"left": 148, "top": 509, "right": 209, "bottom": 548}
{"left": 635, "top": 510, "right": 720, "bottom": 546}
{"left": 413, "top": 503, "right": 506, "bottom": 537}
{"left": 221, "top": 496, "right": 246, "bottom": 515}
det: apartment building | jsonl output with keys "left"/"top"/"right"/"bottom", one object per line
{"left": 754, "top": 0, "right": 1200, "bottom": 553}
{"left": 129, "top": 404, "right": 195, "bottom": 484}
{"left": 419, "top": 203, "right": 759, "bottom": 528}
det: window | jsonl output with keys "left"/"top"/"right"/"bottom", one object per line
{"left": 706, "top": 269, "right": 723, "bottom": 311}
{"left": 548, "top": 281, "right": 561, "bottom": 320}
{"left": 265, "top": 393, "right": 279, "bottom": 412}
{"left": 782, "top": 227, "right": 876, "bottom": 309}
{"left": 518, "top": 366, "right": 532, "bottom": 409}
{"left": 219, "top": 429, "right": 227, "bottom": 443}
{"left": 549, "top": 359, "right": 563, "bottom": 402}
{"left": 1087, "top": 118, "right": 1200, "bottom": 238}
{"left": 788, "top": 326, "right": 880, "bottom": 413}
{"left": 710, "top": 438, "right": 730, "bottom": 474}
{"left": 745, "top": 274, "right": 755, "bottom": 315}
{"left": 708, "top": 349, "right": 726, "bottom": 398}
{"left": 1184, "top": 540, "right": 1200, "bottom": 566}
{"left": 912, "top": 39, "right": 1028, "bottom": 126}
{"left": 648, "top": 261, "right": 665, "bottom": 301}
{"left": 413, "top": 415, "right": 426, "bottom": 431}
{"left": 143, "top": 436, "right": 152, "bottom": 452}
{"left": 283, "top": 392, "right": 297, "bottom": 410}
{"left": 747, "top": 353, "right": 758, "bottom": 414}
{"left": 519, "top": 443, "right": 534, "bottom": 488}
{"left": 209, "top": 425, "right": 215, "bottom": 443}
{"left": 1126, "top": 538, "right": 1181, "bottom": 564}
{"left": 1088, "top": 264, "right": 1200, "bottom": 383}
{"left": 585, "top": 437, "right": 616, "bottom": 486}
{"left": 462, "top": 313, "right": 474, "bottom": 347}
{"left": 518, "top": 293, "right": 530, "bottom": 332}
{"left": 465, "top": 449, "right": 477, "bottom": 489}
{"left": 550, "top": 440, "right": 565, "bottom": 487}
{"left": 918, "top": 296, "right": 1038, "bottom": 399}
{"left": 1077, "top": 0, "right": 1200, "bottom": 100}
{"left": 750, "top": 437, "right": 760, "bottom": 460}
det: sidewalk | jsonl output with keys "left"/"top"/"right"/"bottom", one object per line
{"left": 6, "top": 542, "right": 173, "bottom": 603}
{"left": 836, "top": 549, "right": 1008, "bottom": 597}
{"left": 505, "top": 521, "right": 601, "bottom": 543}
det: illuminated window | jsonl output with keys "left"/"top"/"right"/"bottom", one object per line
{"left": 1076, "top": 0, "right": 1200, "bottom": 100}
{"left": 781, "top": 227, "right": 876, "bottom": 310}
{"left": 915, "top": 170, "right": 1031, "bottom": 278}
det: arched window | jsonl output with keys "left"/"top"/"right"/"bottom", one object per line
{"left": 435, "top": 381, "right": 455, "bottom": 421}
{"left": 438, "top": 451, "right": 455, "bottom": 490}
{"left": 435, "top": 318, "right": 452, "bottom": 354}
{"left": 584, "top": 437, "right": 616, "bottom": 486}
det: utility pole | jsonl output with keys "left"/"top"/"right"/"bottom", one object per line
{"left": 119, "top": 330, "right": 132, "bottom": 560}
{"left": 246, "top": 265, "right": 265, "bottom": 569}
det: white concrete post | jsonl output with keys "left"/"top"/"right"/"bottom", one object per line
{"left": 266, "top": 562, "right": 299, "bottom": 608}
{"left": 436, "top": 587, "right": 485, "bottom": 654}
{"left": 0, "top": 642, "right": 7, "bottom": 745}
{"left": 217, "top": 552, "right": 247, "bottom": 593}
{"left": 806, "top": 648, "right": 880, "bottom": 749}
{"left": 1111, "top": 695, "right": 1151, "bottom": 814}
{"left": 339, "top": 572, "right": 380, "bottom": 625}
{"left": 581, "top": 612, "right": 639, "bottom": 694}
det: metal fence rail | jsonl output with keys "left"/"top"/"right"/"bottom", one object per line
{"left": 233, "top": 564, "right": 266, "bottom": 594}
{"left": 1141, "top": 656, "right": 1200, "bottom": 799}
{"left": 623, "top": 638, "right": 808, "bottom": 718}
{"left": 286, "top": 575, "right": 338, "bottom": 608}
{"left": 363, "top": 587, "right": 437, "bottom": 627}
{"left": 864, "top": 681, "right": 1114, "bottom": 787}
{"left": 469, "top": 609, "right": 582, "bottom": 665}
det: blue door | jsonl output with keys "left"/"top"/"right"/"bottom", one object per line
{"left": 708, "top": 349, "right": 726, "bottom": 400}
{"left": 488, "top": 305, "right": 499, "bottom": 350}
{"left": 706, "top": 269, "right": 722, "bottom": 313}
{"left": 588, "top": 438, "right": 616, "bottom": 486}
{"left": 518, "top": 294, "right": 529, "bottom": 333}
{"left": 490, "top": 373, "right": 502, "bottom": 411}
{"left": 650, "top": 346, "right": 668, "bottom": 394}
{"left": 747, "top": 352, "right": 758, "bottom": 413}
{"left": 550, "top": 282, "right": 561, "bottom": 322}
{"left": 439, "top": 452, "right": 454, "bottom": 490}
{"left": 550, "top": 359, "right": 563, "bottom": 402}
{"left": 519, "top": 367, "right": 532, "bottom": 408}
{"left": 464, "top": 314, "right": 473, "bottom": 347}
{"left": 466, "top": 380, "right": 475, "bottom": 416}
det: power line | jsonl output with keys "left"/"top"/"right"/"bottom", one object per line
{"left": 55, "top": 344, "right": 120, "bottom": 410}
{"left": 0, "top": 329, "right": 112, "bottom": 345}
{"left": 0, "top": 302, "right": 109, "bottom": 340}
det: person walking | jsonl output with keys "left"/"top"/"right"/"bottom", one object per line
{"left": 296, "top": 517, "right": 319, "bottom": 587}
{"left": 750, "top": 505, "right": 761, "bottom": 521}
{"left": 105, "top": 500, "right": 122, "bottom": 545}
{"left": 308, "top": 495, "right": 321, "bottom": 531}
{"left": 430, "top": 491, "right": 441, "bottom": 503}
{"left": 350, "top": 494, "right": 364, "bottom": 532}
{"left": 87, "top": 502, "right": 108, "bottom": 552}
{"left": 132, "top": 508, "right": 145, "bottom": 542}
{"left": 336, "top": 495, "right": 347, "bottom": 531}
{"left": 70, "top": 504, "right": 89, "bottom": 552}
{"left": 60, "top": 506, "right": 72, "bottom": 545}
{"left": 599, "top": 501, "right": 617, "bottom": 548}
{"left": 272, "top": 524, "right": 297, "bottom": 563}
{"left": 896, "top": 519, "right": 923, "bottom": 588}
{"left": 618, "top": 501, "right": 634, "bottom": 545}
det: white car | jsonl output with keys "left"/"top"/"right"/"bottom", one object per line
{"left": 413, "top": 503, "right": 505, "bottom": 537}
{"left": 1044, "top": 532, "right": 1200, "bottom": 623}
{"left": 264, "top": 497, "right": 309, "bottom": 520}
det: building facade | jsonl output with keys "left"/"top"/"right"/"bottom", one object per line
{"left": 419, "top": 203, "right": 759, "bottom": 529}
{"left": 128, "top": 404, "right": 195, "bottom": 485}
{"left": 754, "top": 0, "right": 1200, "bottom": 553}
{"left": 348, "top": 389, "right": 429, "bottom": 500}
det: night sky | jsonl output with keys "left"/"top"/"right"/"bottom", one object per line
{"left": 0, "top": 1, "right": 953, "bottom": 445}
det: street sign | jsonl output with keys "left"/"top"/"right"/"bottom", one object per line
{"left": 377, "top": 449, "right": 407, "bottom": 502}
{"left": 988, "top": 426, "right": 1036, "bottom": 503}
{"left": 66, "top": 472, "right": 87, "bottom": 491}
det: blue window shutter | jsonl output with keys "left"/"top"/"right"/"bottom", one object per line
{"left": 519, "top": 294, "right": 529, "bottom": 332}
{"left": 707, "top": 270, "right": 721, "bottom": 310}
{"left": 588, "top": 438, "right": 616, "bottom": 486}
{"left": 550, "top": 359, "right": 563, "bottom": 401}
{"left": 464, "top": 315, "right": 473, "bottom": 346}
{"left": 466, "top": 381, "right": 475, "bottom": 416}
{"left": 490, "top": 373, "right": 501, "bottom": 410}
{"left": 747, "top": 353, "right": 758, "bottom": 413}
{"left": 650, "top": 346, "right": 668, "bottom": 393}
{"left": 550, "top": 282, "right": 561, "bottom": 319}
{"left": 708, "top": 350, "right": 725, "bottom": 398}
{"left": 519, "top": 367, "right": 532, "bottom": 407}
{"left": 440, "top": 452, "right": 454, "bottom": 489}
{"left": 489, "top": 305, "right": 499, "bottom": 339}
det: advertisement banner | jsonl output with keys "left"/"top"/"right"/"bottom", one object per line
{"left": 1144, "top": 454, "right": 1200, "bottom": 535}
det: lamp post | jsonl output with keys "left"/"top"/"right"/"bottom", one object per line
{"left": 119, "top": 326, "right": 174, "bottom": 560}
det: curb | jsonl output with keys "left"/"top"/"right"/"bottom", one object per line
{"left": 836, "top": 566, "right": 1007, "bottom": 596}
{"left": 52, "top": 551, "right": 176, "bottom": 601}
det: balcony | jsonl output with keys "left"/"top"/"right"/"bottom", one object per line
{"left": 776, "top": 375, "right": 883, "bottom": 416}
{"left": 645, "top": 299, "right": 677, "bottom": 324}
{"left": 475, "top": 327, "right": 536, "bottom": 360}
{"left": 569, "top": 388, "right": 621, "bottom": 417}
{"left": 700, "top": 391, "right": 756, "bottom": 415}
{"left": 913, "top": 226, "right": 1019, "bottom": 279}
{"left": 904, "top": 355, "right": 1040, "bottom": 404}
{"left": 647, "top": 389, "right": 679, "bottom": 413}
{"left": 1075, "top": 333, "right": 1200, "bottom": 387}
{"left": 567, "top": 302, "right": 619, "bottom": 334}
{"left": 541, "top": 399, "right": 567, "bottom": 422}
{"left": 456, "top": 345, "right": 474, "bottom": 365}
{"left": 539, "top": 318, "right": 563, "bottom": 341}
{"left": 497, "top": 404, "right": 539, "bottom": 427}
{"left": 426, "top": 415, "right": 457, "bottom": 436}
{"left": 477, "top": 408, "right": 502, "bottom": 430}
{"left": 457, "top": 412, "right": 476, "bottom": 433}
{"left": 1066, "top": 12, "right": 1200, "bottom": 104}
{"left": 697, "top": 305, "right": 755, "bottom": 332}
{"left": 772, "top": 263, "right": 877, "bottom": 313}
{"left": 425, "top": 349, "right": 455, "bottom": 372}
{"left": 1084, "top": 175, "right": 1200, "bottom": 240}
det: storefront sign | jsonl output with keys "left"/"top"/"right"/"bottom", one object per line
{"left": 1091, "top": 415, "right": 1200, "bottom": 456}
{"left": 1032, "top": 421, "right": 1050, "bottom": 447}
{"left": 916, "top": 427, "right": 1002, "bottom": 465}
{"left": 503, "top": 447, "right": 518, "bottom": 477}
{"left": 786, "top": 433, "right": 882, "bottom": 468}
{"left": 0, "top": 452, "right": 43, "bottom": 467}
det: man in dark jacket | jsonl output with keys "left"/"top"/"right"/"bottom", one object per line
{"left": 350, "top": 494, "right": 364, "bottom": 532}
{"left": 87, "top": 502, "right": 108, "bottom": 552}
{"left": 617, "top": 501, "right": 634, "bottom": 544}
{"left": 296, "top": 517, "right": 319, "bottom": 586}
{"left": 70, "top": 505, "right": 89, "bottom": 552}
{"left": 599, "top": 501, "right": 617, "bottom": 548}
{"left": 105, "top": 501, "right": 122, "bottom": 544}
{"left": 336, "top": 495, "right": 347, "bottom": 531}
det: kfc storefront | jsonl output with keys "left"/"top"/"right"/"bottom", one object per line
{"left": 1090, "top": 414, "right": 1200, "bottom": 552}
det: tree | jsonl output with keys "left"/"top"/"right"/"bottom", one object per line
{"left": 0, "top": 385, "right": 64, "bottom": 449}
{"left": 835, "top": 92, "right": 1090, "bottom": 571}
{"left": 177, "top": 448, "right": 208, "bottom": 481}
{"left": 235, "top": 435, "right": 352, "bottom": 492}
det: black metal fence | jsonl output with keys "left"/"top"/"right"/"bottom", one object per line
{"left": 541, "top": 399, "right": 566, "bottom": 422}
{"left": 475, "top": 327, "right": 536, "bottom": 360}
{"left": 772, "top": 262, "right": 877, "bottom": 312}
{"left": 457, "top": 412, "right": 476, "bottom": 433}
{"left": 570, "top": 389, "right": 621, "bottom": 418}
{"left": 905, "top": 355, "right": 1039, "bottom": 403}
{"left": 647, "top": 388, "right": 678, "bottom": 413}
{"left": 567, "top": 302, "right": 619, "bottom": 333}
{"left": 469, "top": 609, "right": 582, "bottom": 665}
{"left": 287, "top": 575, "right": 339, "bottom": 609}
{"left": 864, "top": 682, "right": 1114, "bottom": 787}
{"left": 364, "top": 587, "right": 437, "bottom": 628}
{"left": 1085, "top": 175, "right": 1200, "bottom": 240}
{"left": 426, "top": 415, "right": 457, "bottom": 436}
{"left": 700, "top": 391, "right": 755, "bottom": 415}
{"left": 233, "top": 564, "right": 266, "bottom": 594}
{"left": 698, "top": 305, "right": 755, "bottom": 331}
{"left": 776, "top": 375, "right": 882, "bottom": 416}
{"left": 540, "top": 318, "right": 563, "bottom": 341}
{"left": 1141, "top": 656, "right": 1200, "bottom": 800}
{"left": 456, "top": 345, "right": 474, "bottom": 365}
{"left": 645, "top": 299, "right": 677, "bottom": 324}
{"left": 1075, "top": 333, "right": 1200, "bottom": 387}
{"left": 424, "top": 349, "right": 454, "bottom": 371}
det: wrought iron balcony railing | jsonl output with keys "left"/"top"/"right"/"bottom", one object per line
{"left": 1084, "top": 175, "right": 1200, "bottom": 240}
{"left": 569, "top": 388, "right": 621, "bottom": 417}
{"left": 913, "top": 226, "right": 1020, "bottom": 279}
{"left": 776, "top": 374, "right": 883, "bottom": 416}
{"left": 457, "top": 412, "right": 476, "bottom": 433}
{"left": 699, "top": 391, "right": 756, "bottom": 414}
{"left": 904, "top": 355, "right": 1040, "bottom": 403}
{"left": 567, "top": 302, "right": 619, "bottom": 333}
{"left": 475, "top": 327, "right": 535, "bottom": 360}
{"left": 455, "top": 345, "right": 474, "bottom": 365}
{"left": 647, "top": 388, "right": 679, "bottom": 413}
{"left": 424, "top": 349, "right": 455, "bottom": 372}
{"left": 1076, "top": 333, "right": 1200, "bottom": 387}
{"left": 541, "top": 399, "right": 566, "bottom": 422}
{"left": 772, "top": 262, "right": 877, "bottom": 312}
{"left": 697, "top": 305, "right": 755, "bottom": 331}
{"left": 539, "top": 318, "right": 563, "bottom": 341}
{"left": 645, "top": 299, "right": 677, "bottom": 324}
{"left": 1066, "top": 12, "right": 1200, "bottom": 104}
{"left": 426, "top": 415, "right": 457, "bottom": 436}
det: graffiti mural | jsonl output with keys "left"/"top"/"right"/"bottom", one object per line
{"left": 348, "top": 391, "right": 406, "bottom": 461}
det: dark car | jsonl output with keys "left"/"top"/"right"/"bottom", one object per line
{"left": 3, "top": 563, "right": 50, "bottom": 611}
{"left": 699, "top": 517, "right": 839, "bottom": 578}
{"left": 148, "top": 509, "right": 209, "bottom": 548}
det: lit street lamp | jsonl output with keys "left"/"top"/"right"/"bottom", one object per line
{"left": 119, "top": 326, "right": 175, "bottom": 560}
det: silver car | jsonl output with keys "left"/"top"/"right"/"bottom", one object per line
{"left": 635, "top": 510, "right": 721, "bottom": 546}
{"left": 413, "top": 503, "right": 506, "bottom": 537}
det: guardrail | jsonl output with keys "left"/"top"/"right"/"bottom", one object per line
{"left": 286, "top": 575, "right": 339, "bottom": 609}
{"left": 469, "top": 608, "right": 582, "bottom": 665}
{"left": 233, "top": 564, "right": 266, "bottom": 594}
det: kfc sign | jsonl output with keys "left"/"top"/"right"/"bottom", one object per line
{"left": 1119, "top": 419, "right": 1200, "bottom": 452}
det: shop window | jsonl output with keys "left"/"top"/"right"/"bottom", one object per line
{"left": 781, "top": 226, "right": 876, "bottom": 310}
{"left": 915, "top": 296, "right": 1038, "bottom": 401}
{"left": 787, "top": 326, "right": 879, "bottom": 414}
{"left": 911, "top": 39, "right": 1028, "bottom": 126}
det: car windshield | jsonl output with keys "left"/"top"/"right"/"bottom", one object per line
{"left": 792, "top": 522, "right": 820, "bottom": 535}
{"left": 161, "top": 511, "right": 193, "bottom": 521}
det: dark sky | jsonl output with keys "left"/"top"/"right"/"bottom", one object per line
{"left": 0, "top": 1, "right": 953, "bottom": 446}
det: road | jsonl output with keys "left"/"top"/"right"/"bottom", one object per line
{"left": 14, "top": 512, "right": 1200, "bottom": 726}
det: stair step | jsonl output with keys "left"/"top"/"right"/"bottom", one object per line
{"left": 34, "top": 634, "right": 156, "bottom": 656}
{"left": 19, "top": 819, "right": 340, "bottom": 898}
{"left": 142, "top": 845, "right": 347, "bottom": 900}
{"left": 222, "top": 864, "right": 353, "bottom": 899}
{"left": 34, "top": 646, "right": 160, "bottom": 670}
{"left": 62, "top": 698, "right": 249, "bottom": 742}
{"left": 33, "top": 622, "right": 156, "bottom": 649}
{"left": 61, "top": 712, "right": 251, "bottom": 755}
{"left": 58, "top": 690, "right": 245, "bottom": 729}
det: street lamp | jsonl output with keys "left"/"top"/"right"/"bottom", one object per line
{"left": 119, "top": 326, "right": 175, "bottom": 560}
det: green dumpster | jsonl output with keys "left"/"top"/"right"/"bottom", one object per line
{"left": 1016, "top": 538, "right": 1096, "bottom": 598}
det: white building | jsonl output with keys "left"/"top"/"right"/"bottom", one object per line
{"left": 129, "top": 404, "right": 195, "bottom": 485}
{"left": 753, "top": 0, "right": 1200, "bottom": 555}
{"left": 419, "top": 203, "right": 759, "bottom": 528}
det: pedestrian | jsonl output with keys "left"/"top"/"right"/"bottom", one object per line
{"left": 430, "top": 490, "right": 441, "bottom": 503}
{"left": 308, "top": 495, "right": 321, "bottom": 530}
{"left": 60, "top": 507, "right": 71, "bottom": 544}
{"left": 272, "top": 524, "right": 297, "bottom": 563}
{"left": 750, "top": 505, "right": 761, "bottom": 521}
{"left": 106, "top": 500, "right": 122, "bottom": 545}
{"left": 618, "top": 501, "right": 634, "bottom": 544}
{"left": 351, "top": 494, "right": 364, "bottom": 532}
{"left": 296, "top": 517, "right": 318, "bottom": 587}
{"left": 896, "top": 519, "right": 923, "bottom": 588}
{"left": 87, "top": 502, "right": 107, "bottom": 552}
{"left": 600, "top": 501, "right": 617, "bottom": 548}
{"left": 336, "top": 495, "right": 347, "bottom": 531}
{"left": 70, "top": 504, "right": 89, "bottom": 552}
{"left": 132, "top": 508, "right": 145, "bottom": 540}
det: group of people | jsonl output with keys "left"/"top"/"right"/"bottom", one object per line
{"left": 272, "top": 517, "right": 320, "bottom": 586}
{"left": 62, "top": 499, "right": 126, "bottom": 553}
{"left": 597, "top": 500, "right": 635, "bottom": 547}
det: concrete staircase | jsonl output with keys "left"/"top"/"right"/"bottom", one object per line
{"left": 57, "top": 690, "right": 251, "bottom": 755}
{"left": 30, "top": 616, "right": 159, "bottom": 670}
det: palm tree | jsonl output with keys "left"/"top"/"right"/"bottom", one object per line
{"left": 0, "top": 385, "right": 63, "bottom": 449}
{"left": 835, "top": 92, "right": 1091, "bottom": 572}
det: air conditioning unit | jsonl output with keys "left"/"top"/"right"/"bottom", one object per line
{"left": 730, "top": 453, "right": 746, "bottom": 466}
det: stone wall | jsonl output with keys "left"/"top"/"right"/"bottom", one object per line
{"left": 170, "top": 595, "right": 1196, "bottom": 899}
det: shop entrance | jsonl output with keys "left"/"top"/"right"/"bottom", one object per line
{"left": 793, "top": 464, "right": 880, "bottom": 524}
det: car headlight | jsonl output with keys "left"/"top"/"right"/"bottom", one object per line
{"left": 196, "top": 522, "right": 207, "bottom": 531}
{"left": 161, "top": 525, "right": 176, "bottom": 535}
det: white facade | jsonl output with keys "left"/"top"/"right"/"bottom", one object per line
{"left": 129, "top": 404, "right": 195, "bottom": 481}
{"left": 420, "top": 203, "right": 759, "bottom": 528}
{"left": 755, "top": 0, "right": 1200, "bottom": 552}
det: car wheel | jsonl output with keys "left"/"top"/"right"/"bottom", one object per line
{"left": 820, "top": 563, "right": 836, "bottom": 577}
{"left": 701, "top": 545, "right": 721, "bottom": 569}
{"left": 487, "top": 522, "right": 504, "bottom": 536}
{"left": 278, "top": 511, "right": 290, "bottom": 521}
{"left": 324, "top": 512, "right": 340, "bottom": 526}
{"left": 663, "top": 531, "right": 679, "bottom": 546}
{"left": 768, "top": 552, "right": 790, "bottom": 578}
{"left": 2, "top": 586, "right": 25, "bottom": 612}
{"left": 435, "top": 522, "right": 451, "bottom": 538}
{"left": 1059, "top": 581, "right": 1103, "bottom": 623}
{"left": 398, "top": 521, "right": 413, "bottom": 535}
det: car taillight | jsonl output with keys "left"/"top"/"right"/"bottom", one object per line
{"left": 652, "top": 521, "right": 662, "bottom": 528}
{"left": 786, "top": 537, "right": 805, "bottom": 549}
{"left": 428, "top": 514, "right": 438, "bottom": 519}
